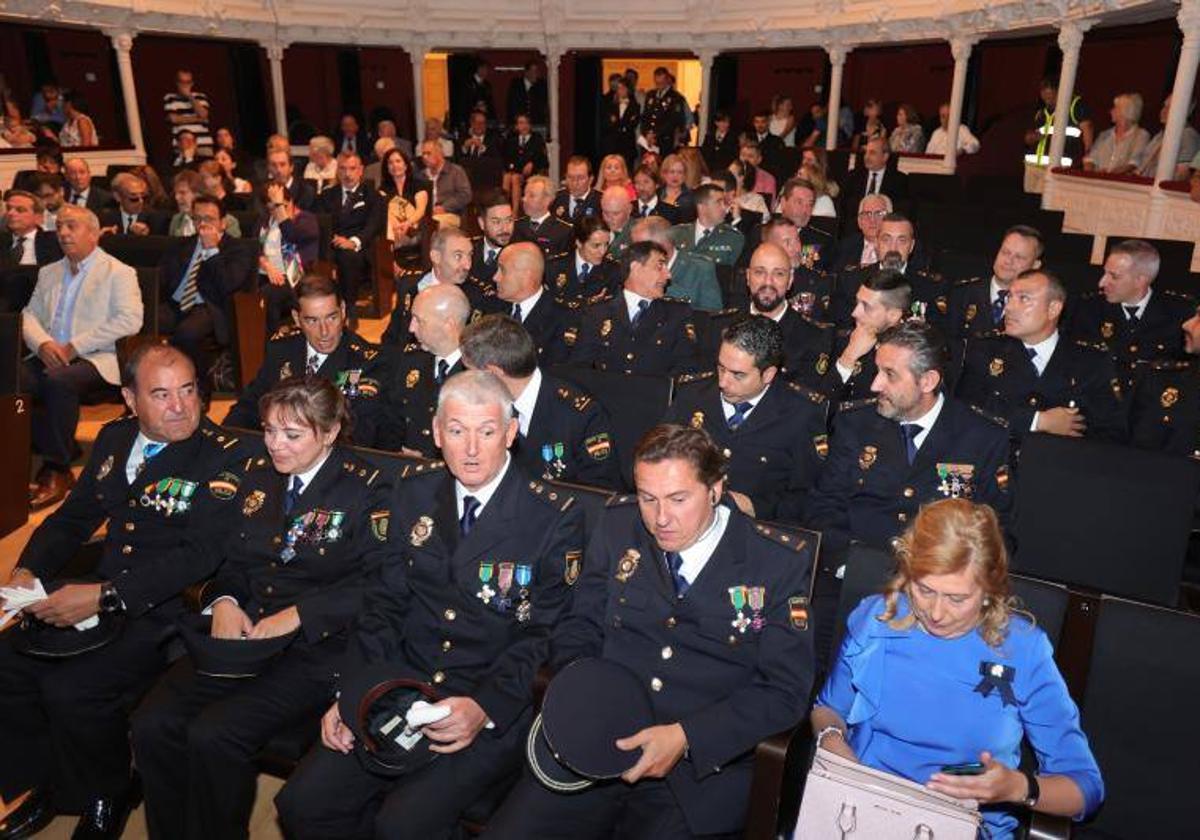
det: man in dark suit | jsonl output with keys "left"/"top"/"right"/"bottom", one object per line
{"left": 0, "top": 344, "right": 244, "bottom": 839}
{"left": 513, "top": 175, "right": 573, "bottom": 257}
{"left": 700, "top": 111, "right": 739, "bottom": 173}
{"left": 545, "top": 215, "right": 621, "bottom": 304}
{"left": 807, "top": 319, "right": 1012, "bottom": 552}
{"left": 494, "top": 242, "right": 575, "bottom": 365}
{"left": 334, "top": 113, "right": 371, "bottom": 161}
{"left": 549, "top": 156, "right": 602, "bottom": 225}
{"left": 223, "top": 274, "right": 388, "bottom": 445}
{"left": 317, "top": 152, "right": 383, "bottom": 327}
{"left": 947, "top": 225, "right": 1045, "bottom": 340}
{"left": 570, "top": 241, "right": 703, "bottom": 376}
{"left": 666, "top": 316, "right": 830, "bottom": 523}
{"left": 957, "top": 269, "right": 1127, "bottom": 444}
{"left": 275, "top": 370, "right": 584, "bottom": 839}
{"left": 839, "top": 136, "right": 909, "bottom": 232}
{"left": 157, "top": 195, "right": 257, "bottom": 384}
{"left": 507, "top": 59, "right": 548, "bottom": 127}
{"left": 63, "top": 158, "right": 113, "bottom": 213}
{"left": 485, "top": 423, "right": 814, "bottom": 839}
{"left": 2, "top": 189, "right": 63, "bottom": 268}
{"left": 472, "top": 190, "right": 515, "bottom": 287}
{"left": 458, "top": 109, "right": 502, "bottom": 161}
{"left": 100, "top": 172, "right": 168, "bottom": 236}
{"left": 745, "top": 111, "right": 787, "bottom": 181}
{"left": 263, "top": 147, "right": 317, "bottom": 212}
{"left": 830, "top": 192, "right": 890, "bottom": 274}
{"left": 462, "top": 314, "right": 621, "bottom": 488}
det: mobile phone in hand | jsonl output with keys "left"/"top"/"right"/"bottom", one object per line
{"left": 940, "top": 761, "right": 986, "bottom": 776}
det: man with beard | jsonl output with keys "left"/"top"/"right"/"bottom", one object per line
{"left": 471, "top": 191, "right": 514, "bottom": 287}
{"left": 816, "top": 269, "right": 910, "bottom": 402}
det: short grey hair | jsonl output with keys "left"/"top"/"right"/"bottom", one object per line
{"left": 1110, "top": 238, "right": 1161, "bottom": 282}
{"left": 436, "top": 369, "right": 514, "bottom": 421}
{"left": 631, "top": 214, "right": 671, "bottom": 244}
{"left": 309, "top": 135, "right": 335, "bottom": 156}
{"left": 877, "top": 319, "right": 947, "bottom": 387}
{"left": 57, "top": 204, "right": 99, "bottom": 232}
{"left": 111, "top": 172, "right": 146, "bottom": 196}
{"left": 858, "top": 193, "right": 893, "bottom": 213}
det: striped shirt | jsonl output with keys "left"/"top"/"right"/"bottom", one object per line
{"left": 163, "top": 90, "right": 213, "bottom": 154}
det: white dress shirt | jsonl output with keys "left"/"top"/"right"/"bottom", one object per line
{"left": 1124, "top": 289, "right": 1152, "bottom": 320}
{"left": 456, "top": 454, "right": 511, "bottom": 519}
{"left": 622, "top": 289, "right": 651, "bottom": 322}
{"left": 512, "top": 368, "right": 543, "bottom": 437}
{"left": 674, "top": 503, "right": 731, "bottom": 585}
{"left": 719, "top": 384, "right": 769, "bottom": 424}
{"left": 901, "top": 393, "right": 945, "bottom": 451}
{"left": 511, "top": 287, "right": 543, "bottom": 323}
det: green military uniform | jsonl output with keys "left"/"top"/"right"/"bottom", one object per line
{"left": 607, "top": 221, "right": 635, "bottom": 261}
{"left": 668, "top": 221, "right": 745, "bottom": 267}
{"left": 667, "top": 250, "right": 724, "bottom": 312}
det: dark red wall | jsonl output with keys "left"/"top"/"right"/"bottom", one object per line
{"left": 357, "top": 47, "right": 415, "bottom": 139}
{"left": 974, "top": 36, "right": 1054, "bottom": 133}
{"left": 1075, "top": 19, "right": 1181, "bottom": 133}
{"left": 841, "top": 42, "right": 954, "bottom": 129}
{"left": 281, "top": 44, "right": 344, "bottom": 139}
{"left": 726, "top": 48, "right": 827, "bottom": 129}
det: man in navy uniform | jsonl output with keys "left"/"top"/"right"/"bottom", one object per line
{"left": 512, "top": 176, "right": 573, "bottom": 258}
{"left": 807, "top": 319, "right": 1012, "bottom": 552}
{"left": 494, "top": 242, "right": 576, "bottom": 366}
{"left": 817, "top": 269, "right": 910, "bottom": 402}
{"left": 549, "top": 156, "right": 602, "bottom": 224}
{"left": 1068, "top": 238, "right": 1196, "bottom": 385}
{"left": 223, "top": 274, "right": 388, "bottom": 445}
{"left": 665, "top": 316, "right": 829, "bottom": 523}
{"left": 761, "top": 216, "right": 834, "bottom": 321}
{"left": 0, "top": 344, "right": 244, "bottom": 838}
{"left": 775, "top": 178, "right": 835, "bottom": 275}
{"left": 569, "top": 241, "right": 702, "bottom": 376}
{"left": 947, "top": 225, "right": 1044, "bottom": 340}
{"left": 316, "top": 152, "right": 383, "bottom": 327}
{"left": 484, "top": 423, "right": 815, "bottom": 838}
{"left": 472, "top": 190, "right": 515, "bottom": 288}
{"left": 640, "top": 67, "right": 690, "bottom": 155}
{"left": 544, "top": 216, "right": 619, "bottom": 303}
{"left": 1129, "top": 303, "right": 1200, "bottom": 457}
{"left": 462, "top": 314, "right": 621, "bottom": 489}
{"left": 275, "top": 370, "right": 584, "bottom": 838}
{"left": 956, "top": 269, "right": 1127, "bottom": 444}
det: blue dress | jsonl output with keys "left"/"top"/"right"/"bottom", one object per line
{"left": 816, "top": 594, "right": 1104, "bottom": 839}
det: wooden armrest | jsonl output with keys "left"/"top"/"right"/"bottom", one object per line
{"left": 1026, "top": 811, "right": 1072, "bottom": 840}
{"left": 743, "top": 724, "right": 813, "bottom": 840}
{"left": 182, "top": 579, "right": 215, "bottom": 613}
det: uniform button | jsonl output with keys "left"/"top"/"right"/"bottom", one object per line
{"left": 650, "top": 677, "right": 663, "bottom": 692}
{"left": 1129, "top": 344, "right": 1138, "bottom": 354}
{"left": 128, "top": 500, "right": 136, "bottom": 508}
{"left": 619, "top": 596, "right": 627, "bottom": 605}
{"left": 121, "top": 545, "right": 132, "bottom": 555}
{"left": 433, "top": 671, "right": 446, "bottom": 684}
{"left": 273, "top": 536, "right": 282, "bottom": 546}
{"left": 258, "top": 607, "right": 266, "bottom": 616}
{"left": 442, "top": 640, "right": 453, "bottom": 651}
{"left": 661, "top": 646, "right": 673, "bottom": 660}
{"left": 902, "top": 487, "right": 914, "bottom": 498}
{"left": 728, "top": 635, "right": 738, "bottom": 644}
{"left": 124, "top": 522, "right": 135, "bottom": 532}
{"left": 444, "top": 608, "right": 457, "bottom": 621}
{"left": 722, "top": 448, "right": 731, "bottom": 458}
{"left": 1028, "top": 397, "right": 1037, "bottom": 406}
{"left": 265, "top": 585, "right": 274, "bottom": 594}
{"left": 626, "top": 353, "right": 634, "bottom": 360}
{"left": 897, "top": 512, "right": 908, "bottom": 522}
{"left": 321, "top": 630, "right": 330, "bottom": 638}
{"left": 666, "top": 616, "right": 677, "bottom": 628}
{"left": 270, "top": 562, "right": 277, "bottom": 569}
{"left": 759, "top": 455, "right": 767, "bottom": 463}
{"left": 318, "top": 547, "right": 326, "bottom": 556}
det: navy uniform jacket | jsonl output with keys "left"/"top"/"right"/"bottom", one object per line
{"left": 830, "top": 264, "right": 948, "bottom": 329}
{"left": 1129, "top": 360, "right": 1200, "bottom": 459}
{"left": 17, "top": 417, "right": 244, "bottom": 618}
{"left": 553, "top": 500, "right": 814, "bottom": 834}
{"left": 807, "top": 397, "right": 1013, "bottom": 550}
{"left": 640, "top": 88, "right": 690, "bottom": 152}
{"left": 512, "top": 292, "right": 578, "bottom": 366}
{"left": 549, "top": 189, "right": 601, "bottom": 224}
{"left": 377, "top": 349, "right": 466, "bottom": 455}
{"left": 470, "top": 236, "right": 503, "bottom": 287}
{"left": 813, "top": 332, "right": 879, "bottom": 403}
{"left": 947, "top": 277, "right": 1007, "bottom": 339}
{"left": 569, "top": 294, "right": 702, "bottom": 376}
{"left": 207, "top": 445, "right": 391, "bottom": 649}
{"left": 515, "top": 373, "right": 621, "bottom": 489}
{"left": 665, "top": 373, "right": 830, "bottom": 522}
{"left": 381, "top": 270, "right": 495, "bottom": 348}
{"left": 1067, "top": 289, "right": 1195, "bottom": 382}
{"left": 223, "top": 327, "right": 387, "bottom": 446}
{"left": 544, "top": 253, "right": 619, "bottom": 303}
{"left": 512, "top": 215, "right": 573, "bottom": 258}
{"left": 502, "top": 132, "right": 549, "bottom": 174}
{"left": 955, "top": 332, "right": 1127, "bottom": 444}
{"left": 346, "top": 461, "right": 584, "bottom": 734}
{"left": 788, "top": 266, "right": 835, "bottom": 323}
{"left": 702, "top": 307, "right": 835, "bottom": 391}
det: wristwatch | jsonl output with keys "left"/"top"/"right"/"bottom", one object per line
{"left": 1021, "top": 767, "right": 1041, "bottom": 808}
{"left": 99, "top": 582, "right": 124, "bottom": 614}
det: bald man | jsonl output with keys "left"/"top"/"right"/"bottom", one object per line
{"left": 378, "top": 284, "right": 471, "bottom": 455}
{"left": 600, "top": 186, "right": 635, "bottom": 260}
{"left": 495, "top": 242, "right": 577, "bottom": 365}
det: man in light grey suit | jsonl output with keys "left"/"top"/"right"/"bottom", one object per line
{"left": 21, "top": 204, "right": 143, "bottom": 509}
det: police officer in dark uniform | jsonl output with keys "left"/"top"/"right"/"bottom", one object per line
{"left": 830, "top": 213, "right": 946, "bottom": 329}
{"left": 378, "top": 284, "right": 470, "bottom": 456}
{"left": 775, "top": 177, "right": 837, "bottom": 275}
{"left": 0, "top": 344, "right": 244, "bottom": 839}
{"left": 1068, "top": 239, "right": 1195, "bottom": 387}
{"left": 131, "top": 376, "right": 392, "bottom": 840}
{"left": 665, "top": 316, "right": 829, "bottom": 523}
{"left": 946, "top": 225, "right": 1045, "bottom": 340}
{"left": 956, "top": 270, "right": 1127, "bottom": 445}
{"left": 569, "top": 241, "right": 703, "bottom": 377}
{"left": 512, "top": 175, "right": 573, "bottom": 258}
{"left": 760, "top": 216, "right": 835, "bottom": 322}
{"left": 275, "top": 370, "right": 584, "bottom": 839}
{"left": 382, "top": 226, "right": 494, "bottom": 349}
{"left": 549, "top": 156, "right": 602, "bottom": 224}
{"left": 223, "top": 275, "right": 388, "bottom": 445}
{"left": 472, "top": 190, "right": 515, "bottom": 288}
{"left": 462, "top": 314, "right": 621, "bottom": 489}
{"left": 545, "top": 216, "right": 621, "bottom": 304}
{"left": 639, "top": 67, "right": 690, "bottom": 154}
{"left": 484, "top": 423, "right": 815, "bottom": 839}
{"left": 494, "top": 242, "right": 576, "bottom": 366}
{"left": 1129, "top": 305, "right": 1200, "bottom": 457}
{"left": 816, "top": 268, "right": 910, "bottom": 402}
{"left": 807, "top": 319, "right": 1012, "bottom": 553}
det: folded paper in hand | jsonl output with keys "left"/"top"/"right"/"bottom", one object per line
{"left": 0, "top": 579, "right": 101, "bottom": 632}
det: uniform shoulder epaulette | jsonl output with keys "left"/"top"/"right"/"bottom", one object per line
{"left": 1162, "top": 288, "right": 1197, "bottom": 303}
{"left": 200, "top": 424, "right": 241, "bottom": 450}
{"left": 101, "top": 413, "right": 138, "bottom": 430}
{"left": 953, "top": 276, "right": 986, "bottom": 287}
{"left": 243, "top": 454, "right": 273, "bottom": 472}
{"left": 399, "top": 459, "right": 446, "bottom": 479}
{"left": 751, "top": 521, "right": 811, "bottom": 553}
{"left": 662, "top": 294, "right": 692, "bottom": 306}
{"left": 555, "top": 296, "right": 584, "bottom": 310}
{"left": 402, "top": 341, "right": 422, "bottom": 355}
{"left": 711, "top": 307, "right": 741, "bottom": 318}
{"left": 675, "top": 370, "right": 715, "bottom": 386}
{"left": 1073, "top": 339, "right": 1108, "bottom": 354}
{"left": 787, "top": 381, "right": 828, "bottom": 404}
{"left": 341, "top": 456, "right": 382, "bottom": 486}
{"left": 605, "top": 492, "right": 637, "bottom": 508}
{"left": 1140, "top": 358, "right": 1193, "bottom": 371}
{"left": 968, "top": 403, "right": 1010, "bottom": 429}
{"left": 922, "top": 270, "right": 946, "bottom": 284}
{"left": 270, "top": 324, "right": 300, "bottom": 341}
{"left": 526, "top": 479, "right": 577, "bottom": 512}
{"left": 552, "top": 383, "right": 593, "bottom": 412}
{"left": 397, "top": 267, "right": 424, "bottom": 281}
{"left": 838, "top": 397, "right": 878, "bottom": 413}
{"left": 547, "top": 250, "right": 570, "bottom": 262}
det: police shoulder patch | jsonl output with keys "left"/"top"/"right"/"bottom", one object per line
{"left": 208, "top": 470, "right": 241, "bottom": 500}
{"left": 270, "top": 324, "right": 300, "bottom": 342}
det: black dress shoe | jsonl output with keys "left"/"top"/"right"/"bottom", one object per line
{"left": 70, "top": 794, "right": 131, "bottom": 840}
{"left": 0, "top": 788, "right": 55, "bottom": 840}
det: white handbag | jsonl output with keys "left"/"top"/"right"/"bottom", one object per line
{"left": 792, "top": 748, "right": 983, "bottom": 839}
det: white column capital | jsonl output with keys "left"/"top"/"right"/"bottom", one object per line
{"left": 1057, "top": 19, "right": 1092, "bottom": 54}
{"left": 408, "top": 39, "right": 430, "bottom": 63}
{"left": 104, "top": 28, "right": 137, "bottom": 52}
{"left": 824, "top": 43, "right": 851, "bottom": 67}
{"left": 949, "top": 36, "right": 977, "bottom": 62}
{"left": 262, "top": 41, "right": 288, "bottom": 62}
{"left": 545, "top": 43, "right": 565, "bottom": 68}
{"left": 696, "top": 48, "right": 718, "bottom": 68}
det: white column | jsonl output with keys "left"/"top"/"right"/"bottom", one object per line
{"left": 943, "top": 36, "right": 976, "bottom": 171}
{"left": 1047, "top": 20, "right": 1091, "bottom": 168}
{"left": 263, "top": 42, "right": 289, "bottom": 137}
{"left": 1155, "top": 1, "right": 1200, "bottom": 184}
{"left": 546, "top": 44, "right": 563, "bottom": 180}
{"left": 825, "top": 44, "right": 849, "bottom": 151}
{"left": 697, "top": 49, "right": 717, "bottom": 144}
{"left": 105, "top": 29, "right": 144, "bottom": 154}
{"left": 409, "top": 41, "right": 428, "bottom": 142}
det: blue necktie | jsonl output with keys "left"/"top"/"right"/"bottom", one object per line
{"left": 137, "top": 441, "right": 167, "bottom": 476}
{"left": 992, "top": 289, "right": 1008, "bottom": 325}
{"left": 631, "top": 299, "right": 650, "bottom": 327}
{"left": 1025, "top": 346, "right": 1038, "bottom": 361}
{"left": 1124, "top": 305, "right": 1140, "bottom": 324}
{"left": 901, "top": 423, "right": 922, "bottom": 465}
{"left": 665, "top": 551, "right": 689, "bottom": 598}
{"left": 283, "top": 475, "right": 303, "bottom": 515}
{"left": 579, "top": 262, "right": 591, "bottom": 282}
{"left": 435, "top": 359, "right": 450, "bottom": 384}
{"left": 460, "top": 495, "right": 480, "bottom": 536}
{"left": 727, "top": 401, "right": 753, "bottom": 431}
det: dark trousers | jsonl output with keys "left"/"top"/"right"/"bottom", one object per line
{"left": 0, "top": 613, "right": 173, "bottom": 810}
{"left": 159, "top": 301, "right": 219, "bottom": 385}
{"left": 130, "top": 643, "right": 338, "bottom": 840}
{"left": 333, "top": 248, "right": 370, "bottom": 313}
{"left": 275, "top": 708, "right": 528, "bottom": 840}
{"left": 259, "top": 280, "right": 296, "bottom": 335}
{"left": 483, "top": 770, "right": 739, "bottom": 840}
{"left": 19, "top": 356, "right": 111, "bottom": 469}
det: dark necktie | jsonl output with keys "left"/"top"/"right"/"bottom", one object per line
{"left": 178, "top": 254, "right": 203, "bottom": 313}
{"left": 900, "top": 423, "right": 922, "bottom": 465}
{"left": 529, "top": 219, "right": 541, "bottom": 233}
{"left": 1026, "top": 346, "right": 1038, "bottom": 361}
{"left": 1124, "top": 305, "right": 1140, "bottom": 323}
{"left": 665, "top": 551, "right": 689, "bottom": 598}
{"left": 511, "top": 302, "right": 522, "bottom": 321}
{"left": 727, "top": 401, "right": 753, "bottom": 430}
{"left": 485, "top": 248, "right": 497, "bottom": 267}
{"left": 283, "top": 475, "right": 303, "bottom": 515}
{"left": 579, "top": 262, "right": 591, "bottom": 283}
{"left": 698, "top": 227, "right": 712, "bottom": 244}
{"left": 343, "top": 190, "right": 353, "bottom": 210}
{"left": 460, "top": 495, "right": 480, "bottom": 536}
{"left": 992, "top": 289, "right": 1008, "bottom": 324}
{"left": 74, "top": 193, "right": 86, "bottom": 206}
{"left": 631, "top": 299, "right": 650, "bottom": 327}
{"left": 435, "top": 359, "right": 450, "bottom": 384}
{"left": 867, "top": 172, "right": 878, "bottom": 195}
{"left": 10, "top": 235, "right": 25, "bottom": 262}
